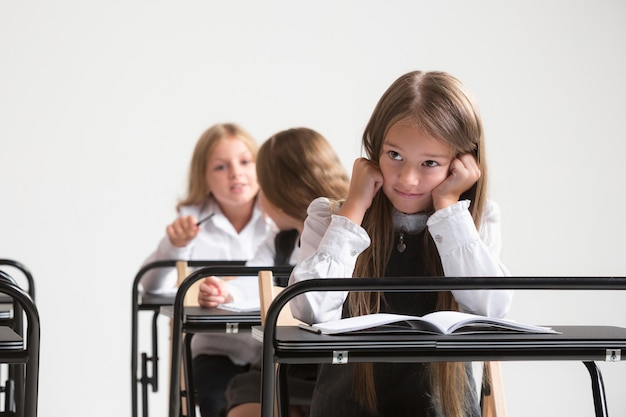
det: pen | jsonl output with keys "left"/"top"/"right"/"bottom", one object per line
{"left": 196, "top": 212, "right": 215, "bottom": 226}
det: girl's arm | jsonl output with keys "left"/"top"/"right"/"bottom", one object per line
{"left": 289, "top": 197, "right": 371, "bottom": 324}
{"left": 427, "top": 200, "right": 513, "bottom": 318}
{"left": 140, "top": 234, "right": 194, "bottom": 294}
{"left": 139, "top": 205, "right": 201, "bottom": 293}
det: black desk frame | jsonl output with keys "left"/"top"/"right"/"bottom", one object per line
{"left": 260, "top": 276, "right": 626, "bottom": 417}
{"left": 0, "top": 259, "right": 36, "bottom": 301}
{"left": 0, "top": 259, "right": 36, "bottom": 416}
{"left": 131, "top": 260, "right": 245, "bottom": 417}
{"left": 0, "top": 271, "right": 40, "bottom": 417}
{"left": 167, "top": 265, "right": 293, "bottom": 417}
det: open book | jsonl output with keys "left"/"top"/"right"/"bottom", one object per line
{"left": 217, "top": 299, "right": 260, "bottom": 313}
{"left": 299, "top": 310, "right": 558, "bottom": 335}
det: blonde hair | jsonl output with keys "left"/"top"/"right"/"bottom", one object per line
{"left": 257, "top": 127, "right": 349, "bottom": 221}
{"left": 177, "top": 123, "right": 258, "bottom": 211}
{"left": 351, "top": 71, "right": 489, "bottom": 416}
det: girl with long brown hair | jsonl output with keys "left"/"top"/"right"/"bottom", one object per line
{"left": 289, "top": 71, "right": 513, "bottom": 417}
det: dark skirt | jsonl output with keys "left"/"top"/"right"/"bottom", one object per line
{"left": 309, "top": 362, "right": 480, "bottom": 417}
{"left": 225, "top": 364, "right": 317, "bottom": 411}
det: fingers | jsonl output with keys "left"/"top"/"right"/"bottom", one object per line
{"left": 453, "top": 153, "right": 481, "bottom": 182}
{"left": 339, "top": 158, "right": 384, "bottom": 225}
{"left": 197, "top": 276, "right": 231, "bottom": 308}
{"left": 167, "top": 215, "right": 200, "bottom": 248}
{"left": 432, "top": 153, "right": 481, "bottom": 210}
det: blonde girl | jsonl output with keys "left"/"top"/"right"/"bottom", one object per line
{"left": 141, "top": 122, "right": 273, "bottom": 417}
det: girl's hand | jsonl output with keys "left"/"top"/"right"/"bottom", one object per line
{"left": 166, "top": 215, "right": 200, "bottom": 248}
{"left": 338, "top": 158, "right": 384, "bottom": 225}
{"left": 432, "top": 153, "right": 481, "bottom": 210}
{"left": 198, "top": 276, "right": 233, "bottom": 308}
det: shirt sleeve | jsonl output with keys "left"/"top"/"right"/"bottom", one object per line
{"left": 427, "top": 200, "right": 513, "bottom": 318}
{"left": 289, "top": 198, "right": 370, "bottom": 324}
{"left": 139, "top": 235, "right": 193, "bottom": 294}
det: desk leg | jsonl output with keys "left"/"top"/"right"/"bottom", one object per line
{"left": 141, "top": 353, "right": 151, "bottom": 417}
{"left": 583, "top": 361, "right": 609, "bottom": 417}
{"left": 183, "top": 334, "right": 197, "bottom": 417}
{"left": 276, "top": 363, "right": 289, "bottom": 417}
{"left": 2, "top": 371, "right": 15, "bottom": 414}
{"left": 151, "top": 310, "right": 160, "bottom": 392}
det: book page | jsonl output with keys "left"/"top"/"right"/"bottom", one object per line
{"left": 217, "top": 299, "right": 260, "bottom": 313}
{"left": 309, "top": 311, "right": 557, "bottom": 335}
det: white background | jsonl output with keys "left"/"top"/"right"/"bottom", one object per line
{"left": 1, "top": 1, "right": 625, "bottom": 416}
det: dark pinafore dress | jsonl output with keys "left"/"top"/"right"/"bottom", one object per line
{"left": 308, "top": 230, "right": 480, "bottom": 417}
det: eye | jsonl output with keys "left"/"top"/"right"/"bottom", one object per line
{"left": 423, "top": 160, "right": 440, "bottom": 168}
{"left": 240, "top": 158, "right": 254, "bottom": 166}
{"left": 213, "top": 164, "right": 226, "bottom": 171}
{"left": 388, "top": 151, "right": 402, "bottom": 161}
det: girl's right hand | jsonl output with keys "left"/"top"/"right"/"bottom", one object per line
{"left": 338, "top": 158, "right": 383, "bottom": 225}
{"left": 166, "top": 215, "right": 200, "bottom": 248}
{"left": 198, "top": 276, "right": 233, "bottom": 307}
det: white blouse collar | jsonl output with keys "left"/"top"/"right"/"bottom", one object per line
{"left": 392, "top": 208, "right": 430, "bottom": 234}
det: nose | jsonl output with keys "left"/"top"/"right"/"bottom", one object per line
{"left": 398, "top": 164, "right": 419, "bottom": 185}
{"left": 228, "top": 162, "right": 242, "bottom": 178}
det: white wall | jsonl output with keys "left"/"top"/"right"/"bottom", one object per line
{"left": 1, "top": 1, "right": 625, "bottom": 416}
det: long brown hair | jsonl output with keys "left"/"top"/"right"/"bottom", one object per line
{"left": 256, "top": 127, "right": 349, "bottom": 221}
{"left": 350, "top": 71, "right": 488, "bottom": 416}
{"left": 177, "top": 123, "right": 258, "bottom": 211}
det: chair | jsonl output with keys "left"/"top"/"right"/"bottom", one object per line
{"left": 168, "top": 265, "right": 294, "bottom": 417}
{"left": 481, "top": 361, "right": 507, "bottom": 417}
{"left": 258, "top": 271, "right": 314, "bottom": 417}
{"left": 0, "top": 270, "right": 40, "bottom": 417}
{"left": 258, "top": 270, "right": 301, "bottom": 327}
{"left": 131, "top": 260, "right": 244, "bottom": 417}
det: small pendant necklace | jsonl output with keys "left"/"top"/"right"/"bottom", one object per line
{"left": 397, "top": 227, "right": 407, "bottom": 253}
{"left": 397, "top": 211, "right": 409, "bottom": 253}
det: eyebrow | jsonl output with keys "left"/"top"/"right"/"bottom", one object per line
{"left": 382, "top": 141, "right": 451, "bottom": 159}
{"left": 210, "top": 152, "right": 254, "bottom": 163}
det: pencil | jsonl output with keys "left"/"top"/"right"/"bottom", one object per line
{"left": 196, "top": 212, "right": 215, "bottom": 226}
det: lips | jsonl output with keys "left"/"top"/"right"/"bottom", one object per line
{"left": 395, "top": 188, "right": 423, "bottom": 199}
{"left": 230, "top": 183, "right": 247, "bottom": 192}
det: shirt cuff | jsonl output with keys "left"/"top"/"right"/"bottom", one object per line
{"left": 318, "top": 215, "right": 370, "bottom": 266}
{"left": 427, "top": 200, "right": 479, "bottom": 257}
{"left": 158, "top": 237, "right": 193, "bottom": 260}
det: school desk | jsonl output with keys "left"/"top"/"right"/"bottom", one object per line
{"left": 258, "top": 276, "right": 626, "bottom": 417}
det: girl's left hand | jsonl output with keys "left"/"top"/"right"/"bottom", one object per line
{"left": 431, "top": 153, "right": 481, "bottom": 210}
{"left": 197, "top": 276, "right": 233, "bottom": 308}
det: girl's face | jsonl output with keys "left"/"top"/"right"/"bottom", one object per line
{"left": 379, "top": 122, "right": 454, "bottom": 214}
{"left": 205, "top": 137, "right": 259, "bottom": 210}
